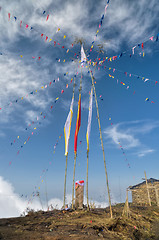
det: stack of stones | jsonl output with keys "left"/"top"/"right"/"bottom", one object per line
{"left": 75, "top": 180, "right": 84, "bottom": 209}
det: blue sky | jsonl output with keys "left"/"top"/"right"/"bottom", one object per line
{"left": 0, "top": 0, "right": 159, "bottom": 214}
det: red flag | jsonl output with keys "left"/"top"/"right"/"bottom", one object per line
{"left": 74, "top": 94, "right": 81, "bottom": 153}
{"left": 46, "top": 14, "right": 49, "bottom": 21}
{"left": 8, "top": 13, "right": 11, "bottom": 20}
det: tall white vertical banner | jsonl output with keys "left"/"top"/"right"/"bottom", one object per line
{"left": 64, "top": 97, "right": 74, "bottom": 156}
{"left": 81, "top": 44, "right": 86, "bottom": 66}
{"left": 86, "top": 88, "right": 93, "bottom": 151}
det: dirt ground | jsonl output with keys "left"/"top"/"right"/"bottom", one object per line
{"left": 0, "top": 204, "right": 159, "bottom": 240}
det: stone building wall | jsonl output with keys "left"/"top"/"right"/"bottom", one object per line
{"left": 131, "top": 182, "right": 159, "bottom": 206}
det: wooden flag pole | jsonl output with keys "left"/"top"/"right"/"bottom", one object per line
{"left": 122, "top": 189, "right": 130, "bottom": 217}
{"left": 86, "top": 149, "right": 89, "bottom": 210}
{"left": 45, "top": 175, "right": 49, "bottom": 210}
{"left": 63, "top": 153, "right": 68, "bottom": 208}
{"left": 72, "top": 152, "right": 77, "bottom": 209}
{"left": 72, "top": 64, "right": 83, "bottom": 210}
{"left": 144, "top": 171, "right": 151, "bottom": 206}
{"left": 88, "top": 66, "right": 113, "bottom": 218}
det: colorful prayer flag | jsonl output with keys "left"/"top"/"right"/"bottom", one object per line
{"left": 81, "top": 45, "right": 86, "bottom": 66}
{"left": 74, "top": 94, "right": 81, "bottom": 153}
{"left": 64, "top": 96, "right": 74, "bottom": 155}
{"left": 46, "top": 14, "right": 49, "bottom": 21}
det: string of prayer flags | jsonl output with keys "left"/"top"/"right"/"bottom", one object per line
{"left": 10, "top": 72, "right": 77, "bottom": 150}
{"left": 101, "top": 65, "right": 157, "bottom": 85}
{"left": 105, "top": 70, "right": 130, "bottom": 90}
{"left": 23, "top": 133, "right": 63, "bottom": 206}
{"left": 118, "top": 141, "right": 130, "bottom": 168}
{"left": 145, "top": 98, "right": 154, "bottom": 103}
{"left": 89, "top": 0, "right": 110, "bottom": 54}
{"left": 6, "top": 11, "right": 73, "bottom": 51}
{"left": 109, "top": 118, "right": 131, "bottom": 168}
{"left": 100, "top": 32, "right": 159, "bottom": 62}
{"left": 0, "top": 67, "right": 76, "bottom": 112}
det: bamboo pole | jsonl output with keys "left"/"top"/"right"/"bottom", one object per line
{"left": 45, "top": 175, "right": 49, "bottom": 210}
{"left": 122, "top": 189, "right": 130, "bottom": 217}
{"left": 38, "top": 192, "right": 43, "bottom": 210}
{"left": 88, "top": 66, "right": 113, "bottom": 218}
{"left": 63, "top": 154, "right": 68, "bottom": 208}
{"left": 72, "top": 152, "right": 77, "bottom": 209}
{"left": 126, "top": 190, "right": 129, "bottom": 217}
{"left": 155, "top": 187, "right": 159, "bottom": 207}
{"left": 71, "top": 63, "right": 82, "bottom": 209}
{"left": 144, "top": 171, "right": 151, "bottom": 206}
{"left": 86, "top": 149, "right": 89, "bottom": 210}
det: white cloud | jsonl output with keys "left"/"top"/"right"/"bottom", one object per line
{"left": 104, "top": 120, "right": 158, "bottom": 157}
{"left": 137, "top": 149, "right": 155, "bottom": 157}
{"left": 0, "top": 176, "right": 41, "bottom": 218}
{"left": 0, "top": 176, "right": 110, "bottom": 218}
{"left": 104, "top": 123, "right": 140, "bottom": 149}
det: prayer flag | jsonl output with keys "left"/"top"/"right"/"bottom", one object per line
{"left": 64, "top": 96, "right": 74, "bottom": 155}
{"left": 74, "top": 94, "right": 81, "bottom": 153}
{"left": 86, "top": 88, "right": 93, "bottom": 151}
{"left": 81, "top": 44, "right": 86, "bottom": 66}
{"left": 46, "top": 14, "right": 49, "bottom": 21}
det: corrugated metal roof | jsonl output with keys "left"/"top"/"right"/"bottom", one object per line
{"left": 129, "top": 178, "right": 159, "bottom": 189}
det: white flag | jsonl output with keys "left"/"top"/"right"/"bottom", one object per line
{"left": 86, "top": 88, "right": 93, "bottom": 151}
{"left": 64, "top": 97, "right": 74, "bottom": 155}
{"left": 81, "top": 44, "right": 87, "bottom": 66}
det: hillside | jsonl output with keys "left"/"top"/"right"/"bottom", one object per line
{"left": 0, "top": 204, "right": 159, "bottom": 239}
